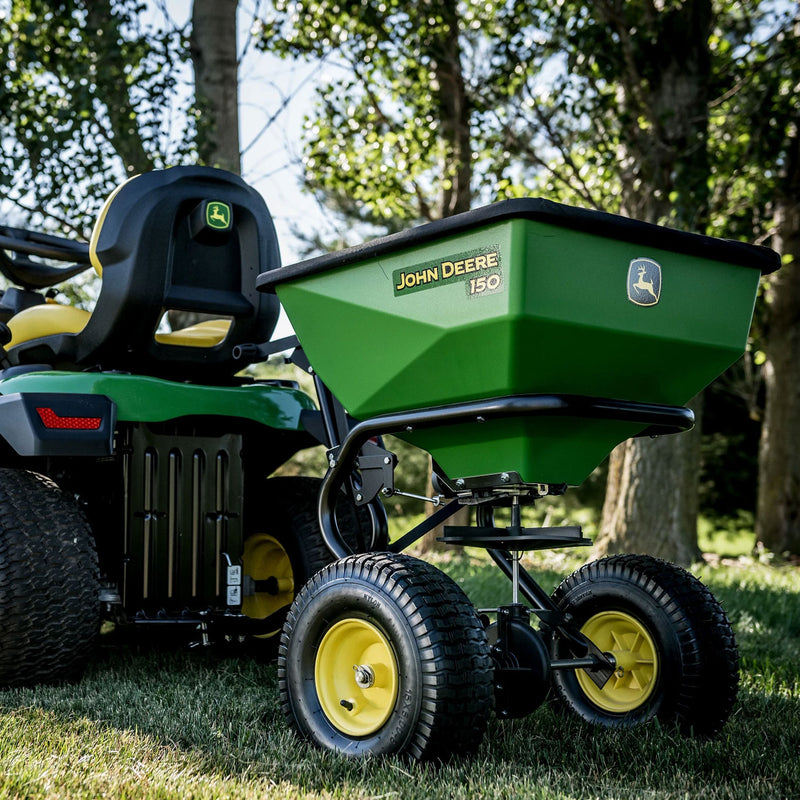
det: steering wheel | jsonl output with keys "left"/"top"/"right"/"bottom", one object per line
{"left": 0, "top": 226, "right": 91, "bottom": 290}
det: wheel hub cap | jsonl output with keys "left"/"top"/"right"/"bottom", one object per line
{"left": 315, "top": 618, "right": 399, "bottom": 737}
{"left": 576, "top": 610, "right": 658, "bottom": 713}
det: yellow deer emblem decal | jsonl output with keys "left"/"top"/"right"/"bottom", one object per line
{"left": 627, "top": 258, "right": 662, "bottom": 306}
{"left": 206, "top": 201, "right": 231, "bottom": 230}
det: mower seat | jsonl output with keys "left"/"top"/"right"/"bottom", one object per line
{"left": 7, "top": 166, "right": 281, "bottom": 382}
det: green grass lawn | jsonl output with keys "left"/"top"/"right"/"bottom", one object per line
{"left": 1, "top": 551, "right": 798, "bottom": 799}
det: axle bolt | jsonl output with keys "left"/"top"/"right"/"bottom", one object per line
{"left": 353, "top": 664, "right": 375, "bottom": 689}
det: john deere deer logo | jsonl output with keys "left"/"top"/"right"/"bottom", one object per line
{"left": 627, "top": 257, "right": 662, "bottom": 306}
{"left": 206, "top": 201, "right": 231, "bottom": 230}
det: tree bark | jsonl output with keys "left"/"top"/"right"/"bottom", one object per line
{"left": 416, "top": 468, "right": 470, "bottom": 555}
{"left": 596, "top": 0, "right": 712, "bottom": 562}
{"left": 594, "top": 395, "right": 703, "bottom": 566}
{"left": 419, "top": 0, "right": 473, "bottom": 550}
{"left": 190, "top": 0, "right": 241, "bottom": 174}
{"left": 431, "top": 0, "right": 472, "bottom": 218}
{"left": 756, "top": 123, "right": 800, "bottom": 556}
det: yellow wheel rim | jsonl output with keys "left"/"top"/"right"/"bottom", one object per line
{"left": 241, "top": 534, "right": 294, "bottom": 638}
{"left": 314, "top": 618, "right": 399, "bottom": 737}
{"left": 576, "top": 611, "right": 658, "bottom": 713}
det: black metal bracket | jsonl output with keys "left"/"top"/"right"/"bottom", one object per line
{"left": 387, "top": 499, "right": 463, "bottom": 553}
{"left": 352, "top": 440, "right": 398, "bottom": 505}
{"left": 231, "top": 334, "right": 300, "bottom": 364}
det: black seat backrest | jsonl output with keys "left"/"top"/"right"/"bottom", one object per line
{"left": 11, "top": 166, "right": 281, "bottom": 381}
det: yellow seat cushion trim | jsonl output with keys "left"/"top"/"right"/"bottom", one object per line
{"left": 8, "top": 306, "right": 231, "bottom": 351}
{"left": 89, "top": 176, "right": 138, "bottom": 277}
{"left": 154, "top": 319, "right": 232, "bottom": 348}
{"left": 8, "top": 304, "right": 91, "bottom": 347}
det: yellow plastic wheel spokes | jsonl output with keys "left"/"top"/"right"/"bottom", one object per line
{"left": 315, "top": 618, "right": 399, "bottom": 737}
{"left": 241, "top": 534, "right": 294, "bottom": 637}
{"left": 576, "top": 610, "right": 658, "bottom": 713}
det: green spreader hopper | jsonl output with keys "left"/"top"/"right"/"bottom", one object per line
{"left": 259, "top": 199, "right": 778, "bottom": 487}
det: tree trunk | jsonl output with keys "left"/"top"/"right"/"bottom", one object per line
{"left": 190, "top": 0, "right": 240, "bottom": 174}
{"left": 594, "top": 395, "right": 704, "bottom": 566}
{"left": 173, "top": 0, "right": 240, "bottom": 333}
{"left": 756, "top": 125, "right": 800, "bottom": 556}
{"left": 596, "top": 0, "right": 712, "bottom": 561}
{"left": 432, "top": 0, "right": 472, "bottom": 218}
{"left": 419, "top": 0, "right": 473, "bottom": 551}
{"left": 416, "top": 469, "right": 470, "bottom": 555}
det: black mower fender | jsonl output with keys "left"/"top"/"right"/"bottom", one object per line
{"left": 0, "top": 392, "right": 116, "bottom": 456}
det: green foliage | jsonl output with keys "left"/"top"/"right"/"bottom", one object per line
{"left": 0, "top": 0, "right": 195, "bottom": 237}
{"left": 257, "top": 0, "right": 797, "bottom": 244}
{"left": 706, "top": 1, "right": 798, "bottom": 242}
{"left": 698, "top": 511, "right": 756, "bottom": 556}
{"left": 256, "top": 0, "right": 542, "bottom": 234}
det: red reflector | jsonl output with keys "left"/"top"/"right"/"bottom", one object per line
{"left": 36, "top": 407, "right": 103, "bottom": 430}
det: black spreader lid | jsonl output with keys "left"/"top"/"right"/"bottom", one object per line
{"left": 257, "top": 198, "right": 781, "bottom": 292}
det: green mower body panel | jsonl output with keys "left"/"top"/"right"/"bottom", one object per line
{"left": 0, "top": 371, "right": 316, "bottom": 457}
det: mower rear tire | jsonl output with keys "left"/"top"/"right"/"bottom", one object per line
{"left": 242, "top": 477, "right": 386, "bottom": 643}
{"left": 0, "top": 469, "right": 100, "bottom": 688}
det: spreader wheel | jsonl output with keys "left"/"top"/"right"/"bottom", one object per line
{"left": 0, "top": 469, "right": 100, "bottom": 688}
{"left": 279, "top": 552, "right": 493, "bottom": 759}
{"left": 550, "top": 554, "right": 739, "bottom": 737}
{"left": 575, "top": 609, "right": 658, "bottom": 713}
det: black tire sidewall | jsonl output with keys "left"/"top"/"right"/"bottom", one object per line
{"left": 552, "top": 577, "right": 685, "bottom": 726}
{"left": 283, "top": 575, "right": 422, "bottom": 757}
{"left": 0, "top": 469, "right": 99, "bottom": 687}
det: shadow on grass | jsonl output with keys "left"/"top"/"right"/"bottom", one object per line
{"left": 0, "top": 624, "right": 797, "bottom": 799}
{"left": 1, "top": 556, "right": 798, "bottom": 799}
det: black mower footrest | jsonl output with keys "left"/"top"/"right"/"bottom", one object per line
{"left": 439, "top": 525, "right": 591, "bottom": 551}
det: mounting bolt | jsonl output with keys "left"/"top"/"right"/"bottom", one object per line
{"left": 500, "top": 472, "right": 511, "bottom": 483}
{"left": 384, "top": 456, "right": 392, "bottom": 465}
{"left": 455, "top": 478, "right": 465, "bottom": 488}
{"left": 356, "top": 493, "right": 363, "bottom": 502}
